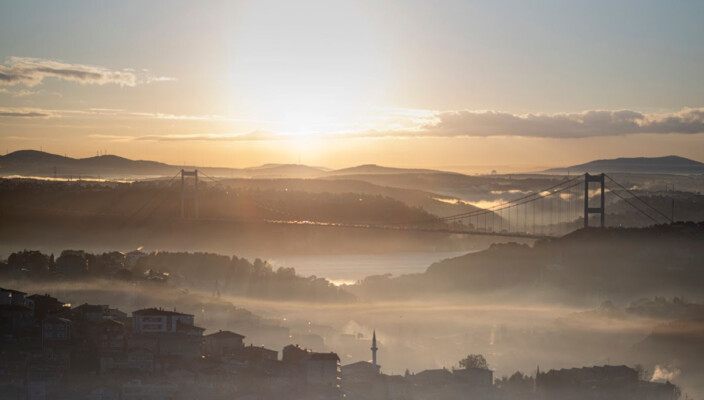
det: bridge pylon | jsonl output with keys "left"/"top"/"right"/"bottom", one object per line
{"left": 583, "top": 173, "right": 605, "bottom": 228}
{"left": 180, "top": 169, "right": 199, "bottom": 219}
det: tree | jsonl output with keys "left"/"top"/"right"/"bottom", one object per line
{"left": 495, "top": 371, "right": 534, "bottom": 393}
{"left": 633, "top": 364, "right": 650, "bottom": 381}
{"left": 459, "top": 354, "right": 488, "bottom": 370}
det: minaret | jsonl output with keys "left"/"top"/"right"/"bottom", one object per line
{"left": 371, "top": 330, "right": 378, "bottom": 372}
{"left": 535, "top": 365, "right": 540, "bottom": 393}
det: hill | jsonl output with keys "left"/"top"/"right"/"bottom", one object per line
{"left": 327, "top": 164, "right": 445, "bottom": 176}
{"left": 243, "top": 164, "right": 327, "bottom": 179}
{"left": 544, "top": 156, "right": 704, "bottom": 175}
{"left": 351, "top": 223, "right": 704, "bottom": 302}
{"left": 0, "top": 150, "right": 452, "bottom": 180}
{"left": 214, "top": 177, "right": 484, "bottom": 218}
{"left": 0, "top": 150, "right": 177, "bottom": 177}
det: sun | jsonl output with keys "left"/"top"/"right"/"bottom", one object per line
{"left": 252, "top": 87, "right": 370, "bottom": 138}
{"left": 279, "top": 102, "right": 339, "bottom": 136}
{"left": 225, "top": 1, "right": 390, "bottom": 138}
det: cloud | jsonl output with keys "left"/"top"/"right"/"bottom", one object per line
{"left": 423, "top": 108, "right": 704, "bottom": 138}
{"left": 3, "top": 136, "right": 32, "bottom": 140}
{"left": 0, "top": 87, "right": 62, "bottom": 97}
{"left": 0, "top": 57, "right": 174, "bottom": 87}
{"left": 12, "top": 104, "right": 704, "bottom": 140}
{"left": 86, "top": 134, "right": 132, "bottom": 142}
{"left": 134, "top": 130, "right": 280, "bottom": 142}
{"left": 0, "top": 108, "right": 54, "bottom": 118}
{"left": 143, "top": 76, "right": 177, "bottom": 83}
{"left": 129, "top": 112, "right": 230, "bottom": 121}
{"left": 89, "top": 130, "right": 280, "bottom": 142}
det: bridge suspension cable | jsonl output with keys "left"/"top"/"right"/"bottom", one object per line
{"left": 119, "top": 171, "right": 182, "bottom": 226}
{"left": 604, "top": 174, "right": 673, "bottom": 223}
{"left": 604, "top": 184, "right": 660, "bottom": 224}
{"left": 115, "top": 170, "right": 677, "bottom": 240}
{"left": 430, "top": 176, "right": 583, "bottom": 224}
{"left": 198, "top": 170, "right": 299, "bottom": 221}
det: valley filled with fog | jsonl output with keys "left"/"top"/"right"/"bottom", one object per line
{"left": 3, "top": 222, "right": 704, "bottom": 398}
{"left": 2, "top": 163, "right": 704, "bottom": 399}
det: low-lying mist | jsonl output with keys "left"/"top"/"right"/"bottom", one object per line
{"left": 3, "top": 222, "right": 704, "bottom": 398}
{"left": 6, "top": 276, "right": 703, "bottom": 398}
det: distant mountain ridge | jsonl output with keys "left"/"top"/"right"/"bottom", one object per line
{"left": 544, "top": 155, "right": 704, "bottom": 175}
{"left": 327, "top": 164, "right": 448, "bottom": 176}
{"left": 0, "top": 150, "right": 177, "bottom": 177}
{"left": 0, "top": 150, "right": 451, "bottom": 179}
{"left": 5, "top": 150, "right": 702, "bottom": 180}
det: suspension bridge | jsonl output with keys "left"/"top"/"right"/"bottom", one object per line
{"left": 395, "top": 172, "right": 674, "bottom": 239}
{"left": 130, "top": 169, "right": 675, "bottom": 240}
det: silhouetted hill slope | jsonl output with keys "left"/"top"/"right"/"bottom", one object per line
{"left": 353, "top": 224, "right": 704, "bottom": 302}
{"left": 1, "top": 149, "right": 70, "bottom": 164}
{"left": 1, "top": 249, "right": 354, "bottom": 303}
{"left": 214, "top": 178, "right": 483, "bottom": 218}
{"left": 1, "top": 150, "right": 588, "bottom": 201}
{"left": 324, "top": 171, "right": 552, "bottom": 200}
{"left": 0, "top": 150, "right": 459, "bottom": 180}
{"left": 0, "top": 178, "right": 442, "bottom": 227}
{"left": 544, "top": 155, "right": 704, "bottom": 174}
{"left": 0, "top": 150, "right": 333, "bottom": 179}
{"left": 633, "top": 317, "right": 704, "bottom": 359}
{"left": 327, "top": 164, "right": 445, "bottom": 176}
{"left": 630, "top": 317, "right": 704, "bottom": 398}
{"left": 243, "top": 164, "right": 327, "bottom": 178}
{"left": 0, "top": 150, "right": 176, "bottom": 177}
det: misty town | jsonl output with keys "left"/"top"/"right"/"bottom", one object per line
{"left": 0, "top": 248, "right": 681, "bottom": 400}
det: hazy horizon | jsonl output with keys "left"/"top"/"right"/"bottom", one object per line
{"left": 2, "top": 2, "right": 704, "bottom": 400}
{"left": 3, "top": 147, "right": 704, "bottom": 176}
{"left": 2, "top": 1, "right": 704, "bottom": 172}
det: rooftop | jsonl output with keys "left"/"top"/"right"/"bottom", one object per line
{"left": 176, "top": 320, "right": 205, "bottom": 331}
{"left": 547, "top": 365, "right": 634, "bottom": 375}
{"left": 0, "top": 288, "right": 27, "bottom": 295}
{"left": 27, "top": 293, "right": 61, "bottom": 301}
{"left": 133, "top": 308, "right": 192, "bottom": 317}
{"left": 43, "top": 316, "right": 72, "bottom": 324}
{"left": 74, "top": 303, "right": 106, "bottom": 312}
{"left": 204, "top": 330, "right": 245, "bottom": 339}
{"left": 309, "top": 352, "right": 340, "bottom": 361}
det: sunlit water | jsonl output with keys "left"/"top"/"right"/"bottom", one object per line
{"left": 268, "top": 250, "right": 472, "bottom": 285}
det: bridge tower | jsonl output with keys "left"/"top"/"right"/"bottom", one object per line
{"left": 180, "top": 169, "right": 199, "bottom": 219}
{"left": 583, "top": 173, "right": 605, "bottom": 228}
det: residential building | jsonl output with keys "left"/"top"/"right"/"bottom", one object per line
{"left": 203, "top": 330, "right": 245, "bottom": 357}
{"left": 27, "top": 294, "right": 65, "bottom": 322}
{"left": 132, "top": 308, "right": 195, "bottom": 333}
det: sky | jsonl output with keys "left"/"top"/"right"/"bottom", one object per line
{"left": 1, "top": 0, "right": 703, "bottom": 173}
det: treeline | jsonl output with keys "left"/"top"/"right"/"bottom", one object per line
{"left": 0, "top": 178, "right": 443, "bottom": 227}
{"left": 135, "top": 251, "right": 355, "bottom": 302}
{"left": 0, "top": 249, "right": 354, "bottom": 303}
{"left": 351, "top": 223, "right": 704, "bottom": 303}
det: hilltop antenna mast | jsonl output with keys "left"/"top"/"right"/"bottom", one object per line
{"left": 180, "top": 169, "right": 199, "bottom": 219}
